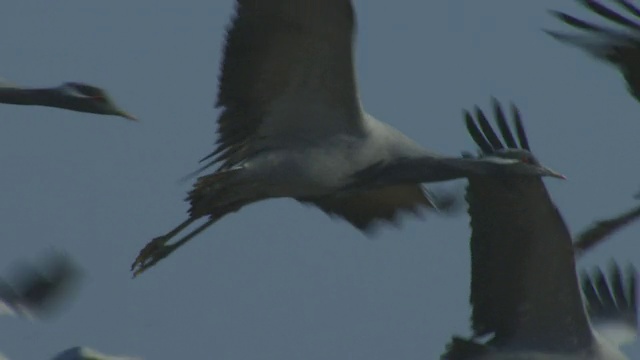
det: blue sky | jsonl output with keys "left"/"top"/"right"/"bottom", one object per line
{"left": 1, "top": 1, "right": 639, "bottom": 359}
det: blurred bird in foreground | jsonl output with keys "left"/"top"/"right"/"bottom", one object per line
{"left": 0, "top": 251, "right": 81, "bottom": 320}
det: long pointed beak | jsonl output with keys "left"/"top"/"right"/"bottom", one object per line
{"left": 118, "top": 110, "right": 138, "bottom": 122}
{"left": 544, "top": 166, "right": 567, "bottom": 180}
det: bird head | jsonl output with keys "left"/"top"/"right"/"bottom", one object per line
{"left": 57, "top": 82, "right": 137, "bottom": 121}
{"left": 485, "top": 149, "right": 566, "bottom": 180}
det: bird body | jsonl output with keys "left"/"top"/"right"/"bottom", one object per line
{"left": 217, "top": 113, "right": 432, "bottom": 198}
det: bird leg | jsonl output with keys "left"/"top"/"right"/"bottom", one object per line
{"left": 131, "top": 194, "right": 253, "bottom": 277}
{"left": 130, "top": 217, "right": 197, "bottom": 276}
{"left": 131, "top": 217, "right": 221, "bottom": 277}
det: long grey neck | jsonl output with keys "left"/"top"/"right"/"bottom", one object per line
{"left": 0, "top": 86, "right": 87, "bottom": 113}
{"left": 347, "top": 156, "right": 504, "bottom": 190}
{"left": 0, "top": 86, "right": 56, "bottom": 106}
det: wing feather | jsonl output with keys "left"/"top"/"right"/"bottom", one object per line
{"left": 573, "top": 203, "right": 640, "bottom": 255}
{"left": 582, "top": 264, "right": 638, "bottom": 346}
{"left": 465, "top": 101, "right": 593, "bottom": 350}
{"left": 208, "top": 0, "right": 364, "bottom": 170}
{"left": 298, "top": 185, "right": 434, "bottom": 231}
{"left": 547, "top": 1, "right": 640, "bottom": 103}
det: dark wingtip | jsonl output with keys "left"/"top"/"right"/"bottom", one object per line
{"left": 464, "top": 110, "right": 493, "bottom": 154}
{"left": 510, "top": 104, "right": 531, "bottom": 151}
{"left": 547, "top": 9, "right": 567, "bottom": 20}
{"left": 543, "top": 29, "right": 567, "bottom": 41}
{"left": 475, "top": 105, "right": 504, "bottom": 150}
{"left": 492, "top": 98, "right": 518, "bottom": 148}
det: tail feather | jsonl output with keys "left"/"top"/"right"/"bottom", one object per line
{"left": 441, "top": 337, "right": 489, "bottom": 359}
{"left": 186, "top": 167, "right": 256, "bottom": 219}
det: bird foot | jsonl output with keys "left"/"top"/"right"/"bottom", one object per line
{"left": 131, "top": 236, "right": 173, "bottom": 278}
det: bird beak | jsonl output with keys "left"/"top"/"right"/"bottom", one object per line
{"left": 543, "top": 166, "right": 567, "bottom": 180}
{"left": 118, "top": 110, "right": 138, "bottom": 121}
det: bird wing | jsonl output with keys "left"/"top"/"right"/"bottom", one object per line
{"left": 573, "top": 202, "right": 640, "bottom": 256}
{"left": 465, "top": 100, "right": 593, "bottom": 351}
{"left": 546, "top": 0, "right": 640, "bottom": 59}
{"left": 546, "top": 0, "right": 640, "bottom": 101}
{"left": 298, "top": 185, "right": 435, "bottom": 231}
{"left": 582, "top": 264, "right": 638, "bottom": 347}
{"left": 202, "top": 0, "right": 364, "bottom": 171}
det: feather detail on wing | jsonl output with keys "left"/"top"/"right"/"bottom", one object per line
{"left": 200, "top": 0, "right": 364, "bottom": 174}
{"left": 298, "top": 185, "right": 435, "bottom": 231}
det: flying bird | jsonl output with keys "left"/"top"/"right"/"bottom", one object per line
{"left": 546, "top": 0, "right": 640, "bottom": 104}
{"left": 441, "top": 100, "right": 637, "bottom": 359}
{"left": 130, "top": 0, "right": 566, "bottom": 277}
{"left": 0, "top": 252, "right": 81, "bottom": 320}
{"left": 0, "top": 78, "right": 136, "bottom": 120}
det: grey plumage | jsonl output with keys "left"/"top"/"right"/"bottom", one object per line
{"left": 0, "top": 80, "right": 136, "bottom": 120}
{"left": 546, "top": 0, "right": 640, "bottom": 104}
{"left": 131, "top": 1, "right": 564, "bottom": 277}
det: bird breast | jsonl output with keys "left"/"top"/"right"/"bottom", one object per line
{"left": 238, "top": 127, "right": 427, "bottom": 199}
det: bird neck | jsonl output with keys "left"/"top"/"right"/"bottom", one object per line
{"left": 0, "top": 87, "right": 86, "bottom": 112}
{"left": 0, "top": 87, "right": 51, "bottom": 106}
{"left": 349, "top": 156, "right": 472, "bottom": 190}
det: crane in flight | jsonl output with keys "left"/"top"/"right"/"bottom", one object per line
{"left": 130, "top": 0, "right": 565, "bottom": 277}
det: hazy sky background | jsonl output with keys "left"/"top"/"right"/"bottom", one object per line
{"left": 1, "top": 1, "right": 639, "bottom": 359}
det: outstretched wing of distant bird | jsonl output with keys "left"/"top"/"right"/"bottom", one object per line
{"left": 546, "top": 0, "right": 640, "bottom": 103}
{"left": 574, "top": 200, "right": 640, "bottom": 255}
